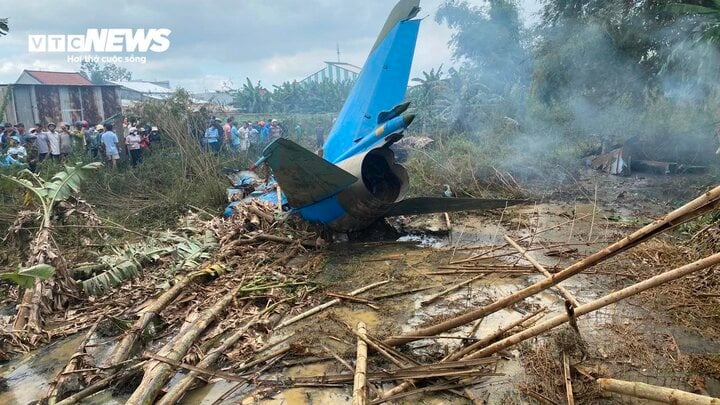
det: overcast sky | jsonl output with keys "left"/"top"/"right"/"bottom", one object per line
{"left": 0, "top": 0, "right": 543, "bottom": 92}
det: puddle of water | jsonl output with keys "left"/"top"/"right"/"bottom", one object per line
{"left": 329, "top": 307, "right": 381, "bottom": 331}
{"left": 0, "top": 334, "right": 85, "bottom": 405}
{"left": 396, "top": 234, "right": 444, "bottom": 248}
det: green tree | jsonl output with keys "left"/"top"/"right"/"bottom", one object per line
{"left": 80, "top": 60, "right": 132, "bottom": 84}
{"left": 665, "top": 0, "right": 720, "bottom": 43}
{"left": 436, "top": 0, "right": 529, "bottom": 95}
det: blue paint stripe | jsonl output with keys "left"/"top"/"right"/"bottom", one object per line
{"left": 299, "top": 195, "right": 345, "bottom": 224}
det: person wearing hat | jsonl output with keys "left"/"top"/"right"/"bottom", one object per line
{"left": 90, "top": 124, "right": 104, "bottom": 159}
{"left": 125, "top": 126, "right": 143, "bottom": 167}
{"left": 269, "top": 119, "right": 283, "bottom": 142}
{"left": 100, "top": 123, "right": 120, "bottom": 168}
{"left": 46, "top": 122, "right": 62, "bottom": 163}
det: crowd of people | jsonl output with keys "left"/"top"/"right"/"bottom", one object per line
{"left": 0, "top": 119, "right": 159, "bottom": 171}
{"left": 202, "top": 117, "right": 290, "bottom": 153}
{"left": 1, "top": 115, "right": 327, "bottom": 172}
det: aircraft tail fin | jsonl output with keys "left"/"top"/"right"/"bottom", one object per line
{"left": 262, "top": 138, "right": 358, "bottom": 208}
{"left": 384, "top": 197, "right": 527, "bottom": 217}
{"left": 323, "top": 0, "right": 421, "bottom": 163}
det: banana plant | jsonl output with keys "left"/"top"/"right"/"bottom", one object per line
{"left": 1, "top": 162, "right": 102, "bottom": 331}
{"left": 1, "top": 162, "right": 103, "bottom": 234}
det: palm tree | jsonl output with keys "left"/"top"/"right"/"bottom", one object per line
{"left": 665, "top": 1, "right": 720, "bottom": 43}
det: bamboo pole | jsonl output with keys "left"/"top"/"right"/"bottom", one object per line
{"left": 505, "top": 236, "right": 580, "bottom": 307}
{"left": 447, "top": 307, "right": 545, "bottom": 361}
{"left": 156, "top": 300, "right": 287, "bottom": 405}
{"left": 45, "top": 318, "right": 102, "bottom": 404}
{"left": 353, "top": 322, "right": 368, "bottom": 405}
{"left": 597, "top": 378, "right": 720, "bottom": 404}
{"left": 106, "top": 268, "right": 214, "bottom": 367}
{"left": 563, "top": 353, "right": 574, "bottom": 405}
{"left": 126, "top": 281, "right": 246, "bottom": 405}
{"left": 379, "top": 309, "right": 544, "bottom": 400}
{"left": 275, "top": 279, "right": 389, "bottom": 329}
{"left": 421, "top": 274, "right": 485, "bottom": 306}
{"left": 55, "top": 361, "right": 146, "bottom": 405}
{"left": 384, "top": 188, "right": 720, "bottom": 347}
{"left": 462, "top": 252, "right": 720, "bottom": 360}
{"left": 256, "top": 233, "right": 317, "bottom": 248}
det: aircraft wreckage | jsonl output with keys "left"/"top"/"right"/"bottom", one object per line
{"left": 226, "top": 0, "right": 524, "bottom": 231}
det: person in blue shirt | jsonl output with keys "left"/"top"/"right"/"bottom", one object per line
{"left": 204, "top": 119, "right": 222, "bottom": 153}
{"left": 230, "top": 122, "right": 241, "bottom": 152}
{"left": 101, "top": 123, "right": 120, "bottom": 169}
{"left": 261, "top": 120, "right": 272, "bottom": 144}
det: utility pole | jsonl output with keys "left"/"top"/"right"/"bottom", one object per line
{"left": 337, "top": 43, "right": 341, "bottom": 63}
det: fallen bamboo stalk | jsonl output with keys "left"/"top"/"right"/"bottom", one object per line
{"left": 563, "top": 353, "right": 575, "bottom": 405}
{"left": 157, "top": 299, "right": 289, "bottom": 405}
{"left": 385, "top": 188, "right": 720, "bottom": 347}
{"left": 321, "top": 344, "right": 384, "bottom": 400}
{"left": 451, "top": 213, "right": 595, "bottom": 264}
{"left": 438, "top": 265, "right": 545, "bottom": 270}
{"left": 275, "top": 279, "right": 389, "bottom": 329}
{"left": 387, "top": 334, "right": 482, "bottom": 341}
{"left": 289, "top": 368, "right": 500, "bottom": 384}
{"left": 327, "top": 292, "right": 380, "bottom": 310}
{"left": 256, "top": 233, "right": 317, "bottom": 248}
{"left": 463, "top": 252, "right": 720, "bottom": 360}
{"left": 505, "top": 236, "right": 581, "bottom": 307}
{"left": 45, "top": 318, "right": 102, "bottom": 405}
{"left": 428, "top": 270, "right": 535, "bottom": 276}
{"left": 372, "top": 381, "right": 480, "bottom": 405}
{"left": 106, "top": 267, "right": 216, "bottom": 367}
{"left": 371, "top": 286, "right": 434, "bottom": 300}
{"left": 597, "top": 378, "right": 720, "bottom": 404}
{"left": 353, "top": 322, "right": 368, "bottom": 405}
{"left": 55, "top": 361, "right": 146, "bottom": 405}
{"left": 421, "top": 274, "right": 485, "bottom": 306}
{"left": 447, "top": 307, "right": 546, "bottom": 361}
{"left": 247, "top": 205, "right": 274, "bottom": 223}
{"left": 126, "top": 280, "right": 247, "bottom": 405}
{"left": 142, "top": 351, "right": 249, "bottom": 382}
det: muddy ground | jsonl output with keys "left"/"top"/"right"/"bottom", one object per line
{"left": 1, "top": 170, "right": 718, "bottom": 404}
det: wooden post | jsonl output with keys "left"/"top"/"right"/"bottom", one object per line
{"left": 461, "top": 252, "right": 720, "bottom": 360}
{"left": 505, "top": 235, "right": 580, "bottom": 307}
{"left": 597, "top": 378, "right": 720, "bottom": 404}
{"left": 383, "top": 186, "right": 720, "bottom": 347}
{"left": 563, "top": 353, "right": 574, "bottom": 405}
{"left": 353, "top": 322, "right": 368, "bottom": 405}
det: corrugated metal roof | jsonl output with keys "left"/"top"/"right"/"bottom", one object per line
{"left": 22, "top": 70, "right": 94, "bottom": 86}
{"left": 325, "top": 62, "right": 362, "bottom": 74}
{"left": 112, "top": 80, "right": 174, "bottom": 94}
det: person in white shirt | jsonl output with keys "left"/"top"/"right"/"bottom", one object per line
{"left": 46, "top": 122, "right": 62, "bottom": 163}
{"left": 34, "top": 126, "right": 49, "bottom": 161}
{"left": 125, "top": 127, "right": 143, "bottom": 167}
{"left": 239, "top": 122, "right": 251, "bottom": 151}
